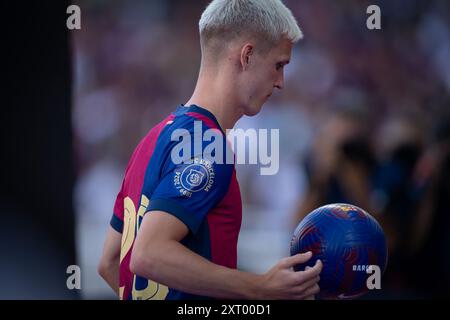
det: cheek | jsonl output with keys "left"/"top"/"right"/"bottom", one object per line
{"left": 271, "top": 68, "right": 281, "bottom": 81}
{"left": 245, "top": 67, "right": 275, "bottom": 101}
{"left": 259, "top": 68, "right": 276, "bottom": 86}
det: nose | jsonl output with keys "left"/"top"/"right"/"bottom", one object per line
{"left": 274, "top": 72, "right": 284, "bottom": 90}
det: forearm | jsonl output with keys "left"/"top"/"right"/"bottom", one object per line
{"left": 99, "top": 259, "right": 120, "bottom": 296}
{"left": 132, "top": 240, "right": 262, "bottom": 299}
{"left": 99, "top": 226, "right": 122, "bottom": 297}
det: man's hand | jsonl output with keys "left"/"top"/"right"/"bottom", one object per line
{"left": 259, "top": 251, "right": 322, "bottom": 299}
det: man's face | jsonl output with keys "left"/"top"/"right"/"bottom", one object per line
{"left": 240, "top": 37, "right": 294, "bottom": 116}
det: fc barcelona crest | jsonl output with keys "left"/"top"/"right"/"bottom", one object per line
{"left": 177, "top": 159, "right": 214, "bottom": 193}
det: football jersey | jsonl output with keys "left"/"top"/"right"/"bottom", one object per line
{"left": 110, "top": 104, "right": 242, "bottom": 300}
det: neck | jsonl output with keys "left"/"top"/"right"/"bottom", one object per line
{"left": 185, "top": 68, "right": 244, "bottom": 131}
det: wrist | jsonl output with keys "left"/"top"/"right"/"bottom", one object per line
{"left": 243, "top": 273, "right": 265, "bottom": 299}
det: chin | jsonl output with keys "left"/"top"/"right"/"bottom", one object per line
{"left": 244, "top": 102, "right": 265, "bottom": 117}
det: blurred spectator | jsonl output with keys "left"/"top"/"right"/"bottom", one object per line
{"left": 372, "top": 112, "right": 427, "bottom": 296}
{"left": 295, "top": 102, "right": 375, "bottom": 223}
{"left": 410, "top": 111, "right": 450, "bottom": 297}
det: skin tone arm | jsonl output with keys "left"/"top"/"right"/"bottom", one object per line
{"left": 98, "top": 226, "right": 121, "bottom": 296}
{"left": 130, "top": 211, "right": 322, "bottom": 300}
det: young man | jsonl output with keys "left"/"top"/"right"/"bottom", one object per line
{"left": 99, "top": 0, "right": 322, "bottom": 300}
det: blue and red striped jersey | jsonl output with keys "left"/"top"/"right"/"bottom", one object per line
{"left": 110, "top": 104, "right": 242, "bottom": 300}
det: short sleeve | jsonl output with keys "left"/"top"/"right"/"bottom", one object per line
{"left": 109, "top": 145, "right": 141, "bottom": 234}
{"left": 110, "top": 180, "right": 125, "bottom": 233}
{"left": 147, "top": 157, "right": 233, "bottom": 235}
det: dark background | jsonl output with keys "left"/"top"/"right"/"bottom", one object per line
{"left": 1, "top": 1, "right": 77, "bottom": 299}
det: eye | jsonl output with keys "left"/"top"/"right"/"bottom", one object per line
{"left": 276, "top": 63, "right": 284, "bottom": 71}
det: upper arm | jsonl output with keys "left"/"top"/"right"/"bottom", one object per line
{"left": 143, "top": 119, "right": 234, "bottom": 236}
{"left": 145, "top": 157, "right": 234, "bottom": 236}
{"left": 130, "top": 210, "right": 189, "bottom": 275}
{"left": 133, "top": 210, "right": 189, "bottom": 252}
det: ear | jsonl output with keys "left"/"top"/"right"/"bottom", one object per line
{"left": 240, "top": 43, "right": 254, "bottom": 71}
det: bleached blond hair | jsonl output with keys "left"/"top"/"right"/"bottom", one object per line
{"left": 199, "top": 0, "right": 303, "bottom": 56}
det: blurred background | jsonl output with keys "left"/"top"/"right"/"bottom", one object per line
{"left": 2, "top": 0, "right": 449, "bottom": 299}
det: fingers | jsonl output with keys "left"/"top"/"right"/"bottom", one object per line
{"left": 300, "top": 284, "right": 320, "bottom": 300}
{"left": 282, "top": 251, "right": 312, "bottom": 268}
{"left": 291, "top": 259, "right": 322, "bottom": 288}
{"left": 293, "top": 275, "right": 320, "bottom": 294}
{"left": 290, "top": 282, "right": 320, "bottom": 300}
{"left": 301, "top": 259, "right": 323, "bottom": 279}
{"left": 269, "top": 253, "right": 322, "bottom": 300}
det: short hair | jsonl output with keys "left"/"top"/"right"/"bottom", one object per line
{"left": 199, "top": 0, "right": 303, "bottom": 56}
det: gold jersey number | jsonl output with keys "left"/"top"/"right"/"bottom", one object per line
{"left": 119, "top": 195, "right": 169, "bottom": 300}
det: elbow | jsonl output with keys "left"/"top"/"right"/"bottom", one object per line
{"left": 129, "top": 251, "right": 141, "bottom": 275}
{"left": 129, "top": 247, "right": 159, "bottom": 280}
{"left": 97, "top": 259, "right": 108, "bottom": 280}
{"left": 98, "top": 255, "right": 118, "bottom": 280}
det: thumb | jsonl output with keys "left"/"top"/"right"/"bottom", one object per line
{"left": 284, "top": 251, "right": 313, "bottom": 268}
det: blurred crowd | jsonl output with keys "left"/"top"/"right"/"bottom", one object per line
{"left": 72, "top": 0, "right": 450, "bottom": 298}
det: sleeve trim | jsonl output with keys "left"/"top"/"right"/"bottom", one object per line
{"left": 110, "top": 214, "right": 124, "bottom": 234}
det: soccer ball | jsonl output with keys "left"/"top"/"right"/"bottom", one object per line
{"left": 290, "top": 203, "right": 388, "bottom": 299}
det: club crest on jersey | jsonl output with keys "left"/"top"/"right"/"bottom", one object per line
{"left": 174, "top": 158, "right": 215, "bottom": 197}
{"left": 187, "top": 169, "right": 204, "bottom": 187}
